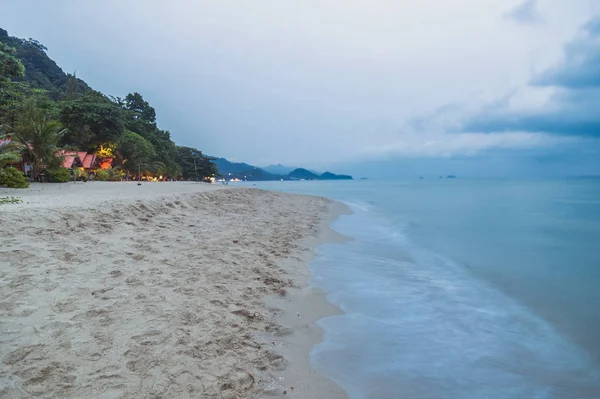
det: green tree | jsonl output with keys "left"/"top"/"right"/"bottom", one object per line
{"left": 175, "top": 146, "right": 218, "bottom": 180}
{"left": 122, "top": 92, "right": 158, "bottom": 150}
{"left": 116, "top": 130, "right": 156, "bottom": 173}
{"left": 60, "top": 91, "right": 125, "bottom": 149}
{"left": 143, "top": 129, "right": 182, "bottom": 178}
{"left": 120, "top": 93, "right": 182, "bottom": 178}
{"left": 0, "top": 83, "right": 56, "bottom": 127}
{"left": 0, "top": 42, "right": 27, "bottom": 125}
{"left": 0, "top": 166, "right": 29, "bottom": 188}
{"left": 124, "top": 92, "right": 156, "bottom": 124}
{"left": 0, "top": 42, "right": 25, "bottom": 87}
{"left": 14, "top": 99, "right": 65, "bottom": 180}
{"left": 64, "top": 72, "right": 79, "bottom": 101}
{"left": 0, "top": 132, "right": 24, "bottom": 167}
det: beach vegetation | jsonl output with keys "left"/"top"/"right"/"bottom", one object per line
{"left": 45, "top": 167, "right": 71, "bottom": 182}
{"left": 72, "top": 167, "right": 88, "bottom": 182}
{"left": 108, "top": 167, "right": 126, "bottom": 181}
{"left": 0, "top": 166, "right": 29, "bottom": 188}
{"left": 13, "top": 98, "right": 66, "bottom": 180}
{"left": 94, "top": 168, "right": 110, "bottom": 181}
{"left": 0, "top": 195, "right": 22, "bottom": 204}
{"left": 0, "top": 131, "right": 29, "bottom": 188}
{"left": 0, "top": 132, "right": 24, "bottom": 167}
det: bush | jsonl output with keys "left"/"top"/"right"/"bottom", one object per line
{"left": 109, "top": 168, "right": 125, "bottom": 181}
{"left": 45, "top": 167, "right": 71, "bottom": 183}
{"left": 0, "top": 167, "right": 29, "bottom": 188}
{"left": 73, "top": 168, "right": 89, "bottom": 182}
{"left": 95, "top": 169, "right": 110, "bottom": 181}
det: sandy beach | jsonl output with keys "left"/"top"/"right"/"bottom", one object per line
{"left": 0, "top": 182, "right": 348, "bottom": 398}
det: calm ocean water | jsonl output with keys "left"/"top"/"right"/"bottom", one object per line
{"left": 244, "top": 178, "right": 600, "bottom": 399}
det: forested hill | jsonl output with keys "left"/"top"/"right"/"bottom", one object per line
{"left": 0, "top": 28, "right": 90, "bottom": 100}
{"left": 0, "top": 28, "right": 217, "bottom": 181}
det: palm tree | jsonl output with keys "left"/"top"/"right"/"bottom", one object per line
{"left": 0, "top": 131, "right": 24, "bottom": 168}
{"left": 13, "top": 100, "right": 67, "bottom": 181}
{"left": 18, "top": 118, "right": 66, "bottom": 181}
{"left": 15, "top": 104, "right": 67, "bottom": 180}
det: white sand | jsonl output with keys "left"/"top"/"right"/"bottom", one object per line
{"left": 0, "top": 182, "right": 348, "bottom": 398}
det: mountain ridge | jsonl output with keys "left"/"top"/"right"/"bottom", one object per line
{"left": 213, "top": 158, "right": 352, "bottom": 181}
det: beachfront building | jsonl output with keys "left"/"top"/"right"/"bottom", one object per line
{"left": 57, "top": 151, "right": 97, "bottom": 171}
{"left": 1, "top": 137, "right": 103, "bottom": 179}
{"left": 57, "top": 151, "right": 118, "bottom": 180}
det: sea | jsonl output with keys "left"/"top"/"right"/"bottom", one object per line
{"left": 242, "top": 178, "right": 600, "bottom": 399}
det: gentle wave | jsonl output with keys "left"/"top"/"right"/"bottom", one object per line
{"left": 310, "top": 204, "right": 600, "bottom": 399}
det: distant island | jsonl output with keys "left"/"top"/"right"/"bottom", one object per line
{"left": 213, "top": 158, "right": 352, "bottom": 181}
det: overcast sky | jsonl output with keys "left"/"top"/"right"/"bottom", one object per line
{"left": 2, "top": 0, "right": 599, "bottom": 176}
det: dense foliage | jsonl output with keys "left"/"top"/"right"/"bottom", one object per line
{"left": 0, "top": 28, "right": 89, "bottom": 100}
{"left": 45, "top": 167, "right": 70, "bottom": 183}
{"left": 0, "top": 28, "right": 217, "bottom": 182}
{"left": 0, "top": 133, "right": 23, "bottom": 167}
{"left": 13, "top": 99, "right": 66, "bottom": 180}
{"left": 176, "top": 146, "right": 218, "bottom": 181}
{"left": 0, "top": 166, "right": 29, "bottom": 188}
{"left": 117, "top": 131, "right": 156, "bottom": 173}
{"left": 59, "top": 92, "right": 125, "bottom": 148}
{"left": 94, "top": 169, "right": 110, "bottom": 181}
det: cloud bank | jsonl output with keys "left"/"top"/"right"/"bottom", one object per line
{"left": 462, "top": 15, "right": 600, "bottom": 138}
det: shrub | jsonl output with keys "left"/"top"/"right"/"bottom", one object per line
{"left": 73, "top": 168, "right": 89, "bottom": 182}
{"left": 109, "top": 168, "right": 125, "bottom": 181}
{"left": 0, "top": 167, "right": 29, "bottom": 188}
{"left": 95, "top": 169, "right": 110, "bottom": 181}
{"left": 45, "top": 167, "right": 71, "bottom": 183}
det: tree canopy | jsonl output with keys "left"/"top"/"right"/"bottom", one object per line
{"left": 176, "top": 146, "right": 218, "bottom": 180}
{"left": 117, "top": 131, "right": 156, "bottom": 172}
{"left": 60, "top": 92, "right": 125, "bottom": 149}
{"left": 0, "top": 42, "right": 25, "bottom": 86}
{"left": 14, "top": 98, "right": 66, "bottom": 179}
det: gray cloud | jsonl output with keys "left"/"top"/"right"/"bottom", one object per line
{"left": 531, "top": 16, "right": 600, "bottom": 88}
{"left": 462, "top": 106, "right": 600, "bottom": 136}
{"left": 463, "top": 15, "right": 600, "bottom": 138}
{"left": 504, "top": 0, "right": 540, "bottom": 24}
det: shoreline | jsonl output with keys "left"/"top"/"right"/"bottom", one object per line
{"left": 262, "top": 200, "right": 351, "bottom": 398}
{"left": 0, "top": 182, "right": 350, "bottom": 398}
